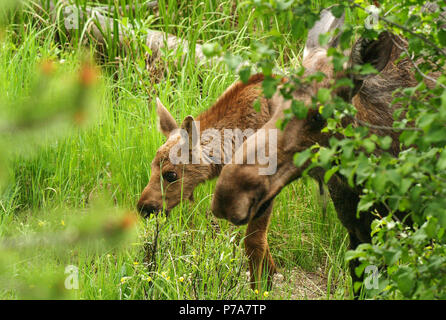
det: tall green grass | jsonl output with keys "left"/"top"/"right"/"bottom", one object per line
{"left": 0, "top": 0, "right": 350, "bottom": 299}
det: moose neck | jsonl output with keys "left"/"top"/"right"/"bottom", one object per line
{"left": 351, "top": 39, "right": 419, "bottom": 157}
{"left": 194, "top": 74, "right": 276, "bottom": 179}
{"left": 196, "top": 74, "right": 273, "bottom": 131}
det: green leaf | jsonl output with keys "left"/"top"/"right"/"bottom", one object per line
{"left": 373, "top": 171, "right": 388, "bottom": 194}
{"left": 354, "top": 281, "right": 363, "bottom": 293}
{"left": 239, "top": 66, "right": 251, "bottom": 83}
{"left": 400, "top": 130, "right": 419, "bottom": 147}
{"left": 319, "top": 147, "right": 335, "bottom": 166}
{"left": 330, "top": 5, "right": 345, "bottom": 18}
{"left": 294, "top": 149, "right": 312, "bottom": 167}
{"left": 355, "top": 263, "right": 366, "bottom": 278}
{"left": 363, "top": 139, "right": 375, "bottom": 153}
{"left": 382, "top": 249, "right": 401, "bottom": 266}
{"left": 253, "top": 99, "right": 261, "bottom": 113}
{"left": 418, "top": 113, "right": 436, "bottom": 129}
{"left": 343, "top": 124, "right": 355, "bottom": 137}
{"left": 379, "top": 136, "right": 392, "bottom": 150}
{"left": 345, "top": 249, "right": 366, "bottom": 262}
{"left": 340, "top": 28, "right": 353, "bottom": 50}
{"left": 317, "top": 88, "right": 331, "bottom": 104}
{"left": 425, "top": 127, "right": 446, "bottom": 144}
{"left": 358, "top": 197, "right": 374, "bottom": 213}
{"left": 394, "top": 266, "right": 416, "bottom": 297}
{"left": 359, "top": 63, "right": 378, "bottom": 75}
{"left": 324, "top": 166, "right": 339, "bottom": 183}
{"left": 320, "top": 104, "right": 334, "bottom": 119}
{"left": 438, "top": 29, "right": 446, "bottom": 47}
{"left": 318, "top": 33, "right": 330, "bottom": 46}
{"left": 291, "top": 100, "right": 308, "bottom": 119}
{"left": 262, "top": 76, "right": 279, "bottom": 98}
{"left": 437, "top": 149, "right": 446, "bottom": 171}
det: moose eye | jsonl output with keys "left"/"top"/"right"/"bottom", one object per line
{"left": 309, "top": 111, "right": 326, "bottom": 130}
{"left": 163, "top": 171, "right": 178, "bottom": 183}
{"left": 312, "top": 112, "right": 324, "bottom": 123}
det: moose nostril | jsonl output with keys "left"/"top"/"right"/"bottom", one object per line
{"left": 231, "top": 215, "right": 250, "bottom": 226}
{"left": 212, "top": 209, "right": 223, "bottom": 219}
{"left": 137, "top": 203, "right": 161, "bottom": 218}
{"left": 211, "top": 200, "right": 224, "bottom": 219}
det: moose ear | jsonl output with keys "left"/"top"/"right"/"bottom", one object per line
{"left": 339, "top": 31, "right": 395, "bottom": 101}
{"left": 156, "top": 98, "right": 178, "bottom": 137}
{"left": 350, "top": 31, "right": 394, "bottom": 75}
{"left": 180, "top": 115, "right": 200, "bottom": 149}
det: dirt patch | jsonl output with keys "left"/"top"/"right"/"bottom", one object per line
{"left": 272, "top": 267, "right": 329, "bottom": 300}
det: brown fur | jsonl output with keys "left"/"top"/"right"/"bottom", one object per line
{"left": 211, "top": 32, "right": 438, "bottom": 290}
{"left": 138, "top": 74, "right": 279, "bottom": 289}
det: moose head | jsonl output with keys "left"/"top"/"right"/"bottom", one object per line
{"left": 211, "top": 10, "right": 398, "bottom": 226}
{"left": 137, "top": 98, "right": 205, "bottom": 217}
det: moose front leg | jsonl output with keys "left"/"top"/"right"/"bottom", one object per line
{"left": 244, "top": 204, "right": 277, "bottom": 291}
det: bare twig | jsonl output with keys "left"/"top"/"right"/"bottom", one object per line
{"left": 391, "top": 35, "right": 446, "bottom": 90}
{"left": 352, "top": 117, "right": 423, "bottom": 132}
{"left": 349, "top": 1, "right": 446, "bottom": 56}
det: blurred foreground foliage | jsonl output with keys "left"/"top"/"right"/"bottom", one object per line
{"left": 0, "top": 199, "right": 138, "bottom": 299}
{"left": 0, "top": 0, "right": 138, "bottom": 299}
